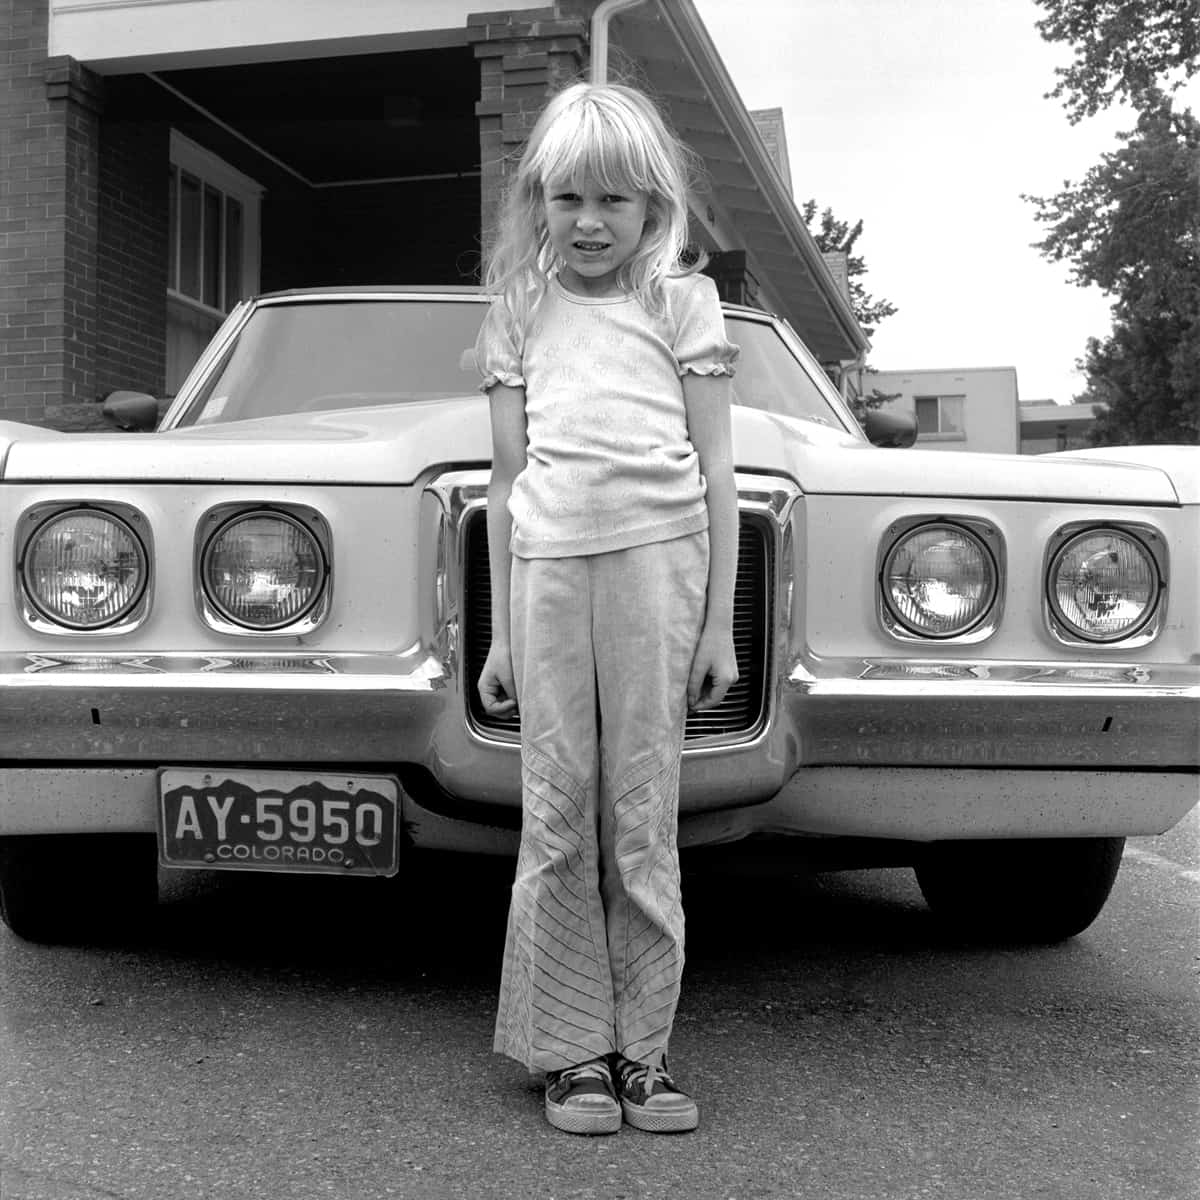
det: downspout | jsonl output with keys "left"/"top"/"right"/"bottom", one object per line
{"left": 590, "top": 0, "right": 649, "bottom": 83}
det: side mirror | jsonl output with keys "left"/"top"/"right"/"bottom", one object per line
{"left": 102, "top": 390, "right": 161, "bottom": 432}
{"left": 864, "top": 408, "right": 918, "bottom": 448}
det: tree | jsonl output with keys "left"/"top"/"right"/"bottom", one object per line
{"left": 1035, "top": 0, "right": 1199, "bottom": 122}
{"left": 800, "top": 200, "right": 900, "bottom": 420}
{"left": 1027, "top": 3, "right": 1200, "bottom": 444}
{"left": 1028, "top": 99, "right": 1199, "bottom": 442}
{"left": 800, "top": 199, "right": 897, "bottom": 340}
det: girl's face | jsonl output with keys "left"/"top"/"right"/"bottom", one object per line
{"left": 542, "top": 175, "right": 649, "bottom": 298}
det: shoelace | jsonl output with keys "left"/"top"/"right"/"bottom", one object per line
{"left": 557, "top": 1059, "right": 612, "bottom": 1086}
{"left": 618, "top": 1059, "right": 670, "bottom": 1096}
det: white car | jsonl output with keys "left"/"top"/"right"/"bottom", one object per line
{"left": 1, "top": 287, "right": 1195, "bottom": 945}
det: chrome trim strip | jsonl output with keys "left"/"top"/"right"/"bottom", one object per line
{"left": 0, "top": 648, "right": 446, "bottom": 682}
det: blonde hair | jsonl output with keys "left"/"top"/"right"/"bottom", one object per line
{"left": 484, "top": 82, "right": 703, "bottom": 342}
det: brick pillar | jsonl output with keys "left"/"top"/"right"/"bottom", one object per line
{"left": 0, "top": 0, "right": 106, "bottom": 426}
{"left": 94, "top": 116, "right": 168, "bottom": 406}
{"left": 704, "top": 249, "right": 761, "bottom": 309}
{"left": 468, "top": 6, "right": 589, "bottom": 265}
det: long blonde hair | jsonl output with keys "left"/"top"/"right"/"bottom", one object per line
{"left": 484, "top": 82, "right": 703, "bottom": 344}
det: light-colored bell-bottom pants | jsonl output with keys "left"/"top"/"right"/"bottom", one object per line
{"left": 494, "top": 530, "right": 709, "bottom": 1074}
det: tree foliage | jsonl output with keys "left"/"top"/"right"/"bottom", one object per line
{"left": 800, "top": 200, "right": 899, "bottom": 419}
{"left": 1035, "top": 0, "right": 1199, "bottom": 123}
{"left": 1028, "top": 2, "right": 1199, "bottom": 443}
{"left": 800, "top": 199, "right": 897, "bottom": 340}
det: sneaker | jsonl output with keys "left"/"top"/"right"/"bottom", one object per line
{"left": 544, "top": 1057, "right": 622, "bottom": 1135}
{"left": 613, "top": 1055, "right": 699, "bottom": 1132}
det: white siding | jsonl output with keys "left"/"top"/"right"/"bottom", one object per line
{"left": 50, "top": 0, "right": 474, "bottom": 72}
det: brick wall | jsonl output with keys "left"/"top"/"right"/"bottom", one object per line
{"left": 469, "top": 6, "right": 589, "bottom": 263}
{"left": 0, "top": 2, "right": 105, "bottom": 425}
{"left": 96, "top": 117, "right": 169, "bottom": 401}
{"left": 1, "top": 8, "right": 567, "bottom": 428}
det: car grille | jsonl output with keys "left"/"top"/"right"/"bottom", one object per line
{"left": 463, "top": 512, "right": 771, "bottom": 741}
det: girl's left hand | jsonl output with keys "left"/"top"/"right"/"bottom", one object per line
{"left": 687, "top": 626, "right": 739, "bottom": 711}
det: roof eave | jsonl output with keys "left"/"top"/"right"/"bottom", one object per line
{"left": 641, "top": 0, "right": 871, "bottom": 362}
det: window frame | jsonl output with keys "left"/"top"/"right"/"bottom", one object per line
{"left": 914, "top": 393, "right": 966, "bottom": 441}
{"left": 168, "top": 130, "right": 263, "bottom": 319}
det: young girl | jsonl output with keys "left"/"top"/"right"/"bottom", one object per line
{"left": 475, "top": 81, "right": 739, "bottom": 1136}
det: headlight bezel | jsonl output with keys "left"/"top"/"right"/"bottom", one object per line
{"left": 16, "top": 502, "right": 153, "bottom": 635}
{"left": 877, "top": 515, "right": 1004, "bottom": 644}
{"left": 16, "top": 502, "right": 154, "bottom": 635}
{"left": 1043, "top": 521, "right": 1166, "bottom": 648}
{"left": 196, "top": 503, "right": 332, "bottom": 635}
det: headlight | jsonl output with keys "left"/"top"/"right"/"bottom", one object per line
{"left": 22, "top": 509, "right": 148, "bottom": 629}
{"left": 1048, "top": 527, "right": 1159, "bottom": 643}
{"left": 881, "top": 522, "right": 998, "bottom": 638}
{"left": 201, "top": 511, "right": 327, "bottom": 630}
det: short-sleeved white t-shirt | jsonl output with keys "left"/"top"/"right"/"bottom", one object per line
{"left": 476, "top": 272, "right": 738, "bottom": 558}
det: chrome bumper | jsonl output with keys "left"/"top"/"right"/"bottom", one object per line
{"left": 2, "top": 653, "right": 1196, "bottom": 772}
{"left": 785, "top": 659, "right": 1200, "bottom": 770}
{"left": 1, "top": 652, "right": 1196, "bottom": 841}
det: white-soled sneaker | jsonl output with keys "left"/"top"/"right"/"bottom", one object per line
{"left": 613, "top": 1055, "right": 699, "bottom": 1133}
{"left": 544, "top": 1057, "right": 622, "bottom": 1135}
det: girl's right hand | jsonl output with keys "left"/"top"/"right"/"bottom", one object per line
{"left": 478, "top": 643, "right": 518, "bottom": 716}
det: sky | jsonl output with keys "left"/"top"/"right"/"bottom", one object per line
{"left": 691, "top": 0, "right": 1194, "bottom": 405}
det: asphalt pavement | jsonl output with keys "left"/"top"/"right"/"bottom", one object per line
{"left": 1, "top": 809, "right": 1196, "bottom": 1200}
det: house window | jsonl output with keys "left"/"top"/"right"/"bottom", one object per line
{"left": 166, "top": 132, "right": 262, "bottom": 394}
{"left": 915, "top": 394, "right": 965, "bottom": 438}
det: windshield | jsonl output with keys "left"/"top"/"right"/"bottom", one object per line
{"left": 724, "top": 315, "right": 859, "bottom": 435}
{"left": 174, "top": 298, "right": 858, "bottom": 437}
{"left": 177, "top": 299, "right": 488, "bottom": 427}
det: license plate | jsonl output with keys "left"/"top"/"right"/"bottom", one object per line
{"left": 158, "top": 769, "right": 399, "bottom": 877}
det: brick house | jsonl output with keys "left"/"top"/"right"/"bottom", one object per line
{"left": 0, "top": 0, "right": 869, "bottom": 430}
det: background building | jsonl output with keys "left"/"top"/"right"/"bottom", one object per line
{"left": 866, "top": 366, "right": 1020, "bottom": 454}
{"left": 1018, "top": 399, "right": 1098, "bottom": 454}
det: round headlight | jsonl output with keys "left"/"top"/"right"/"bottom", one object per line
{"left": 22, "top": 509, "right": 148, "bottom": 629}
{"left": 1048, "top": 528, "right": 1158, "bottom": 642}
{"left": 201, "top": 511, "right": 326, "bottom": 630}
{"left": 882, "top": 523, "right": 997, "bottom": 638}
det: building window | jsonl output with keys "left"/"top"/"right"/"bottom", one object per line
{"left": 915, "top": 394, "right": 965, "bottom": 438}
{"left": 166, "top": 132, "right": 262, "bottom": 393}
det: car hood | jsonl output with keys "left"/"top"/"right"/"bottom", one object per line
{"left": 0, "top": 400, "right": 497, "bottom": 484}
{"left": 735, "top": 411, "right": 1182, "bottom": 504}
{"left": 1049, "top": 444, "right": 1199, "bottom": 504}
{"left": 0, "top": 406, "right": 1183, "bottom": 505}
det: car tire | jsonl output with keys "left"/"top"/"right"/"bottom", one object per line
{"left": 0, "top": 834, "right": 158, "bottom": 945}
{"left": 914, "top": 836, "right": 1125, "bottom": 943}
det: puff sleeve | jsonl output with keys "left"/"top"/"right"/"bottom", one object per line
{"left": 671, "top": 273, "right": 739, "bottom": 377}
{"left": 473, "top": 299, "right": 525, "bottom": 392}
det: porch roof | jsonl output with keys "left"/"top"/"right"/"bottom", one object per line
{"left": 615, "top": 0, "right": 870, "bottom": 364}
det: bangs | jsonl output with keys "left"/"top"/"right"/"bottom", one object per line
{"left": 528, "top": 98, "right": 660, "bottom": 197}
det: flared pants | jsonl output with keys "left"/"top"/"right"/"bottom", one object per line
{"left": 494, "top": 531, "right": 709, "bottom": 1073}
